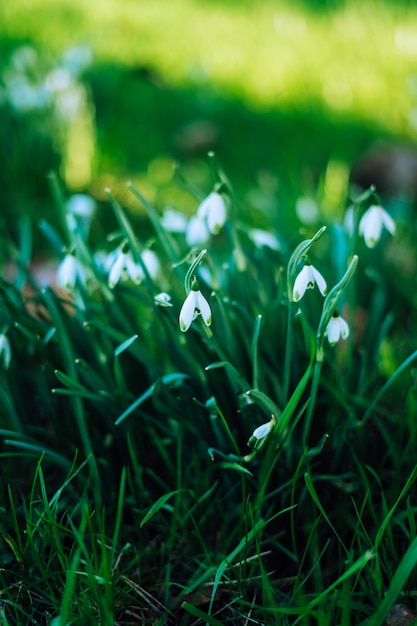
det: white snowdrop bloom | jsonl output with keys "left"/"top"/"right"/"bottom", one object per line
{"left": 108, "top": 250, "right": 144, "bottom": 288}
{"left": 179, "top": 281, "right": 212, "bottom": 332}
{"left": 7, "top": 75, "right": 50, "bottom": 112}
{"left": 66, "top": 194, "right": 96, "bottom": 219}
{"left": 185, "top": 215, "right": 210, "bottom": 246}
{"left": 343, "top": 205, "right": 355, "bottom": 236}
{"left": 296, "top": 196, "right": 320, "bottom": 225}
{"left": 160, "top": 208, "right": 188, "bottom": 233}
{"left": 61, "top": 45, "right": 93, "bottom": 76}
{"left": 154, "top": 292, "right": 173, "bottom": 307}
{"left": 248, "top": 228, "right": 280, "bottom": 250}
{"left": 141, "top": 249, "right": 160, "bottom": 280}
{"left": 45, "top": 68, "right": 73, "bottom": 94}
{"left": 185, "top": 191, "right": 227, "bottom": 246}
{"left": 293, "top": 261, "right": 327, "bottom": 302}
{"left": 197, "top": 191, "right": 227, "bottom": 235}
{"left": 56, "top": 254, "right": 79, "bottom": 292}
{"left": 359, "top": 205, "right": 395, "bottom": 248}
{"left": 325, "top": 312, "right": 350, "bottom": 346}
{"left": 0, "top": 334, "right": 12, "bottom": 369}
{"left": 247, "top": 416, "right": 276, "bottom": 450}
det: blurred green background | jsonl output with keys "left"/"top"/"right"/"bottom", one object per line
{"left": 1, "top": 0, "right": 417, "bottom": 249}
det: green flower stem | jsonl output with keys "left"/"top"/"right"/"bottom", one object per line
{"left": 302, "top": 357, "right": 322, "bottom": 449}
{"left": 282, "top": 299, "right": 294, "bottom": 405}
{"left": 201, "top": 322, "right": 231, "bottom": 364}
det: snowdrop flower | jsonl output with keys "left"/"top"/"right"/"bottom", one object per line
{"left": 344, "top": 205, "right": 355, "bottom": 237}
{"left": 296, "top": 196, "right": 320, "bottom": 225}
{"left": 66, "top": 194, "right": 96, "bottom": 220}
{"left": 248, "top": 228, "right": 280, "bottom": 250}
{"left": 179, "top": 278, "right": 212, "bottom": 332}
{"left": 61, "top": 45, "right": 93, "bottom": 76}
{"left": 186, "top": 215, "right": 210, "bottom": 246}
{"left": 185, "top": 191, "right": 227, "bottom": 246}
{"left": 65, "top": 194, "right": 96, "bottom": 232}
{"left": 56, "top": 254, "right": 79, "bottom": 292}
{"left": 160, "top": 208, "right": 188, "bottom": 233}
{"left": 359, "top": 205, "right": 395, "bottom": 248}
{"left": 325, "top": 311, "right": 350, "bottom": 346}
{"left": 0, "top": 333, "right": 12, "bottom": 369}
{"left": 108, "top": 249, "right": 144, "bottom": 288}
{"left": 198, "top": 191, "right": 227, "bottom": 235}
{"left": 56, "top": 254, "right": 96, "bottom": 292}
{"left": 154, "top": 292, "right": 173, "bottom": 307}
{"left": 248, "top": 416, "right": 276, "bottom": 450}
{"left": 141, "top": 249, "right": 160, "bottom": 280}
{"left": 293, "top": 259, "right": 327, "bottom": 302}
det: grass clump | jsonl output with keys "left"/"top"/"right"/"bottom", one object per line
{"left": 0, "top": 155, "right": 417, "bottom": 624}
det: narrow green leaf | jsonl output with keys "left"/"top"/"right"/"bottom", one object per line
{"left": 251, "top": 314, "right": 262, "bottom": 389}
{"left": 374, "top": 464, "right": 417, "bottom": 552}
{"left": 114, "top": 334, "right": 138, "bottom": 357}
{"left": 181, "top": 601, "right": 225, "bottom": 626}
{"left": 362, "top": 350, "right": 417, "bottom": 426}
{"left": 205, "top": 360, "right": 251, "bottom": 392}
{"left": 209, "top": 517, "right": 265, "bottom": 614}
{"left": 115, "top": 372, "right": 188, "bottom": 425}
{"left": 245, "top": 388, "right": 281, "bottom": 419}
{"left": 140, "top": 489, "right": 188, "bottom": 527}
{"left": 218, "top": 462, "right": 253, "bottom": 476}
{"left": 304, "top": 472, "right": 347, "bottom": 553}
{"left": 370, "top": 536, "right": 417, "bottom": 626}
{"left": 127, "top": 181, "right": 180, "bottom": 263}
{"left": 54, "top": 369, "right": 87, "bottom": 392}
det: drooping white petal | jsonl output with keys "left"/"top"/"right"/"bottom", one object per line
{"left": 343, "top": 205, "right": 355, "bottom": 236}
{"left": 160, "top": 208, "right": 188, "bottom": 233}
{"left": 339, "top": 317, "right": 350, "bottom": 340}
{"left": 252, "top": 420, "right": 273, "bottom": 440}
{"left": 359, "top": 205, "right": 394, "bottom": 248}
{"left": 202, "top": 192, "right": 227, "bottom": 235}
{"left": 195, "top": 291, "right": 212, "bottom": 327}
{"left": 380, "top": 208, "right": 396, "bottom": 235}
{"left": 311, "top": 267, "right": 327, "bottom": 297}
{"left": 186, "top": 216, "right": 210, "bottom": 246}
{"left": 56, "top": 254, "right": 78, "bottom": 292}
{"left": 124, "top": 254, "right": 143, "bottom": 284}
{"left": 108, "top": 251, "right": 125, "bottom": 288}
{"left": 179, "top": 291, "right": 198, "bottom": 332}
{"left": 326, "top": 315, "right": 349, "bottom": 346}
{"left": 248, "top": 229, "right": 280, "bottom": 250}
{"left": 359, "top": 207, "right": 382, "bottom": 248}
{"left": 293, "top": 266, "right": 311, "bottom": 302}
{"left": 66, "top": 194, "right": 95, "bottom": 218}
{"left": 248, "top": 417, "right": 276, "bottom": 449}
{"left": 141, "top": 250, "right": 160, "bottom": 279}
{"left": 326, "top": 317, "right": 341, "bottom": 346}
{"left": 154, "top": 292, "right": 173, "bottom": 307}
{"left": 0, "top": 334, "right": 11, "bottom": 369}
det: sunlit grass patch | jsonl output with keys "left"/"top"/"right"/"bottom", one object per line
{"left": 1, "top": 0, "right": 417, "bottom": 136}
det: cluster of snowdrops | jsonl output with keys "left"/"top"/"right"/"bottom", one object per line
{"left": 0, "top": 183, "right": 395, "bottom": 449}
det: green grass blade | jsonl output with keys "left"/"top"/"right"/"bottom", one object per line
{"left": 181, "top": 601, "right": 225, "bottom": 626}
{"left": 370, "top": 536, "right": 417, "bottom": 626}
